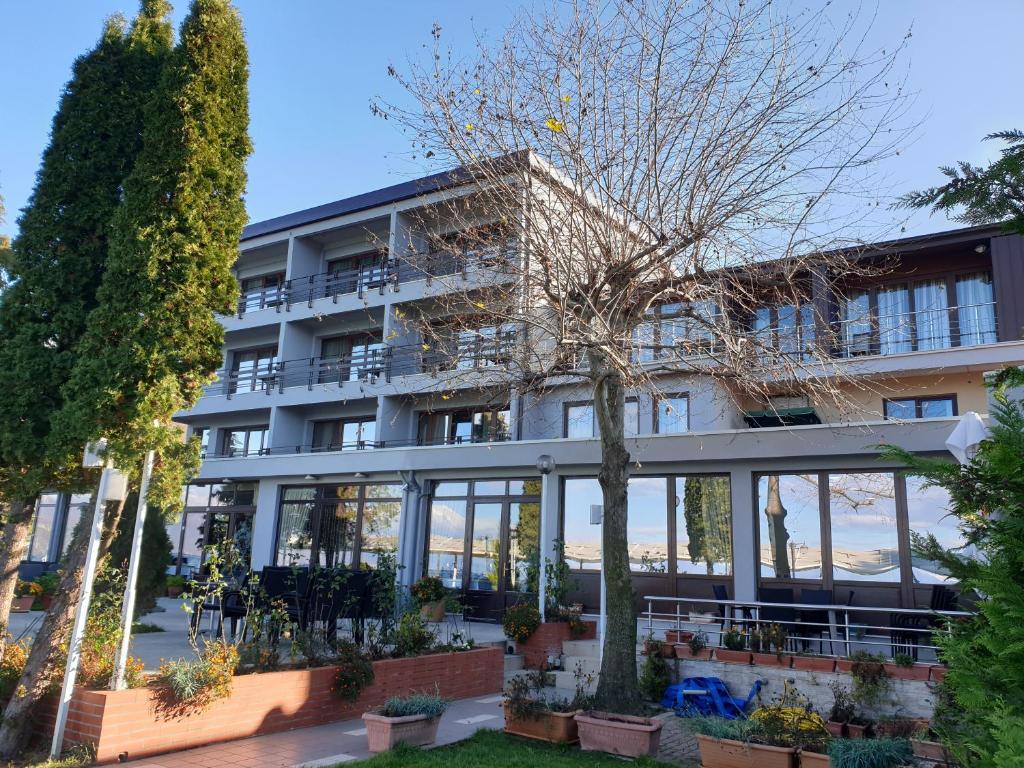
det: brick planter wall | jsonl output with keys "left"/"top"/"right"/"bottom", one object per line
{"left": 36, "top": 647, "right": 502, "bottom": 764}
{"left": 518, "top": 621, "right": 596, "bottom": 668}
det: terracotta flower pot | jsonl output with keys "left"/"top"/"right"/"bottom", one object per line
{"left": 874, "top": 717, "right": 930, "bottom": 738}
{"left": 799, "top": 750, "right": 831, "bottom": 767}
{"left": 930, "top": 665, "right": 948, "bottom": 683}
{"left": 675, "top": 644, "right": 712, "bottom": 660}
{"left": 39, "top": 595, "right": 54, "bottom": 610}
{"left": 884, "top": 662, "right": 930, "bottom": 681}
{"left": 362, "top": 711, "right": 441, "bottom": 753}
{"left": 503, "top": 703, "right": 579, "bottom": 743}
{"left": 166, "top": 586, "right": 183, "bottom": 598}
{"left": 575, "top": 711, "right": 663, "bottom": 758}
{"left": 665, "top": 629, "right": 693, "bottom": 644}
{"left": 911, "top": 738, "right": 950, "bottom": 762}
{"left": 695, "top": 735, "right": 796, "bottom": 768}
{"left": 714, "top": 649, "right": 752, "bottom": 665}
{"left": 825, "top": 721, "right": 845, "bottom": 738}
{"left": 845, "top": 722, "right": 870, "bottom": 739}
{"left": 792, "top": 656, "right": 835, "bottom": 673}
{"left": 419, "top": 600, "right": 446, "bottom": 622}
{"left": 659, "top": 642, "right": 676, "bottom": 658}
{"left": 751, "top": 652, "right": 793, "bottom": 668}
{"left": 10, "top": 596, "right": 34, "bottom": 613}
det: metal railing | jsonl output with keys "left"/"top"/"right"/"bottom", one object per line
{"left": 204, "top": 430, "right": 513, "bottom": 458}
{"left": 837, "top": 301, "right": 998, "bottom": 358}
{"left": 643, "top": 594, "right": 973, "bottom": 661}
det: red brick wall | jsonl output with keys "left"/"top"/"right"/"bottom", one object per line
{"left": 519, "top": 621, "right": 596, "bottom": 668}
{"left": 37, "top": 647, "right": 502, "bottom": 764}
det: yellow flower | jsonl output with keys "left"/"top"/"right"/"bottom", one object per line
{"left": 465, "top": 122, "right": 475, "bottom": 131}
{"left": 561, "top": 95, "right": 571, "bottom": 102}
{"left": 545, "top": 118, "right": 564, "bottom": 133}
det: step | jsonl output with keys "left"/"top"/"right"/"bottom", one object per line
{"left": 551, "top": 669, "right": 598, "bottom": 692}
{"left": 561, "top": 639, "right": 601, "bottom": 657}
{"left": 504, "top": 654, "right": 524, "bottom": 672}
{"left": 560, "top": 655, "right": 601, "bottom": 676}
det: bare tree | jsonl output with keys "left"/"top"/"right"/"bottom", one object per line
{"left": 376, "top": 0, "right": 910, "bottom": 712}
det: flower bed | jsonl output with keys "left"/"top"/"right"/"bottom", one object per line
{"left": 35, "top": 647, "right": 502, "bottom": 764}
{"left": 518, "top": 621, "right": 597, "bottom": 668}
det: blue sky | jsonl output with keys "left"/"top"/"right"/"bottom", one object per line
{"left": 1, "top": 1, "right": 1022, "bottom": 241}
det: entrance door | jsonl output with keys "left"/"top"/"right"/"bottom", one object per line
{"left": 464, "top": 500, "right": 541, "bottom": 621}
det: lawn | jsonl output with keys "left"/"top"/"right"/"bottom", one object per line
{"left": 344, "top": 730, "right": 675, "bottom": 767}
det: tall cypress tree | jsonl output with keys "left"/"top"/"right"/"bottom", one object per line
{"left": 0, "top": 2, "right": 172, "bottom": 667}
{"left": 0, "top": 0, "right": 250, "bottom": 754}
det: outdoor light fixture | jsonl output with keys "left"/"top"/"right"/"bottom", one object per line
{"left": 220, "top": 477, "right": 233, "bottom": 483}
{"left": 303, "top": 474, "right": 318, "bottom": 481}
{"left": 535, "top": 454, "right": 556, "bottom": 475}
{"left": 354, "top": 471, "right": 369, "bottom": 478}
{"left": 975, "top": 243, "right": 988, "bottom": 253}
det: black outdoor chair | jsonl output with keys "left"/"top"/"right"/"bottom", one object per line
{"left": 306, "top": 568, "right": 369, "bottom": 638}
{"left": 758, "top": 587, "right": 797, "bottom": 647}
{"left": 792, "top": 588, "right": 835, "bottom": 655}
{"left": 257, "top": 566, "right": 311, "bottom": 627}
{"left": 890, "top": 584, "right": 958, "bottom": 660}
{"left": 712, "top": 584, "right": 752, "bottom": 629}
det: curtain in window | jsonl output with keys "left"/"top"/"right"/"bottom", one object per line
{"left": 877, "top": 285, "right": 911, "bottom": 354}
{"left": 842, "top": 292, "right": 871, "bottom": 355}
{"left": 913, "top": 280, "right": 950, "bottom": 350}
{"left": 955, "top": 272, "right": 997, "bottom": 346}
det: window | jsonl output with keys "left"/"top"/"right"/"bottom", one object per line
{"left": 676, "top": 476, "right": 732, "bottom": 575}
{"left": 424, "top": 321, "right": 516, "bottom": 371}
{"left": 275, "top": 483, "right": 402, "bottom": 568}
{"left": 418, "top": 406, "right": 511, "bottom": 445}
{"left": 562, "top": 478, "right": 604, "bottom": 570}
{"left": 312, "top": 418, "right": 377, "bottom": 451}
{"left": 627, "top": 477, "right": 668, "bottom": 573}
{"left": 905, "top": 476, "right": 966, "bottom": 584}
{"left": 956, "top": 272, "right": 996, "bottom": 345}
{"left": 508, "top": 499, "right": 540, "bottom": 593}
{"left": 841, "top": 291, "right": 872, "bottom": 356}
{"left": 326, "top": 250, "right": 387, "bottom": 294}
{"left": 884, "top": 395, "right": 957, "bottom": 420}
{"left": 223, "top": 426, "right": 269, "bottom": 457}
{"left": 877, "top": 285, "right": 912, "bottom": 354}
{"left": 757, "top": 474, "right": 822, "bottom": 579}
{"left": 61, "top": 494, "right": 90, "bottom": 555}
{"left": 27, "top": 493, "right": 60, "bottom": 562}
{"left": 174, "top": 482, "right": 257, "bottom": 576}
{"left": 753, "top": 303, "right": 816, "bottom": 361}
{"left": 633, "top": 301, "right": 720, "bottom": 361}
{"left": 427, "top": 497, "right": 467, "bottom": 588}
{"left": 564, "top": 403, "right": 595, "bottom": 438}
{"left": 656, "top": 396, "right": 689, "bottom": 434}
{"left": 828, "top": 473, "right": 900, "bottom": 582}
{"left": 319, "top": 332, "right": 386, "bottom": 383}
{"left": 239, "top": 271, "right": 285, "bottom": 312}
{"left": 193, "top": 427, "right": 210, "bottom": 459}
{"left": 913, "top": 280, "right": 950, "bottom": 350}
{"left": 230, "top": 345, "right": 277, "bottom": 394}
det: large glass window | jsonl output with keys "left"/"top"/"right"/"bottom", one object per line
{"left": 418, "top": 406, "right": 511, "bottom": 445}
{"left": 913, "top": 280, "right": 951, "bottom": 350}
{"left": 27, "top": 493, "right": 60, "bottom": 562}
{"left": 239, "top": 271, "right": 285, "bottom": 312}
{"left": 360, "top": 499, "right": 402, "bottom": 568}
{"left": 319, "top": 332, "right": 386, "bottom": 383}
{"left": 62, "top": 494, "right": 90, "bottom": 555}
{"left": 828, "top": 473, "right": 900, "bottom": 582}
{"left": 956, "top": 272, "right": 996, "bottom": 345}
{"left": 676, "top": 476, "right": 732, "bottom": 575}
{"left": 563, "top": 478, "right": 604, "bottom": 570}
{"left": 627, "top": 478, "right": 668, "bottom": 573}
{"left": 758, "top": 474, "right": 822, "bottom": 579}
{"left": 426, "top": 498, "right": 467, "bottom": 588}
{"left": 312, "top": 417, "right": 377, "bottom": 451}
{"left": 230, "top": 345, "right": 277, "bottom": 394}
{"left": 905, "top": 476, "right": 965, "bottom": 584}
{"left": 884, "top": 396, "right": 956, "bottom": 420}
{"left": 469, "top": 503, "right": 502, "bottom": 590}
{"left": 754, "top": 303, "right": 816, "bottom": 361}
{"left": 656, "top": 396, "right": 689, "bottom": 434}
{"left": 223, "top": 426, "right": 269, "bottom": 457}
{"left": 841, "top": 291, "right": 872, "bottom": 356}
{"left": 877, "top": 285, "right": 912, "bottom": 355}
{"left": 564, "top": 403, "right": 594, "bottom": 439}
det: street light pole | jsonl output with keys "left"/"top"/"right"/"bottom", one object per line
{"left": 536, "top": 454, "right": 555, "bottom": 622}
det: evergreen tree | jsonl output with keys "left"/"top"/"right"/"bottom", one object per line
{"left": 881, "top": 368, "right": 1024, "bottom": 767}
{"left": 105, "top": 499, "right": 173, "bottom": 617}
{"left": 0, "top": 0, "right": 250, "bottom": 755}
{"left": 901, "top": 130, "right": 1024, "bottom": 235}
{"left": 0, "top": 2, "right": 172, "bottom": 670}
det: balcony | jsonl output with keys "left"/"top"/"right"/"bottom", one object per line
{"left": 837, "top": 301, "right": 998, "bottom": 358}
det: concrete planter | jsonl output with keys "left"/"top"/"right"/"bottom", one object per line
{"left": 714, "top": 649, "right": 753, "bottom": 665}
{"left": 363, "top": 711, "right": 441, "bottom": 752}
{"left": 798, "top": 750, "right": 831, "bottom": 767}
{"left": 419, "top": 600, "right": 446, "bottom": 622}
{"left": 575, "top": 711, "right": 663, "bottom": 757}
{"left": 884, "top": 662, "right": 930, "bottom": 681}
{"left": 791, "top": 656, "right": 835, "bottom": 673}
{"left": 502, "top": 703, "right": 579, "bottom": 743}
{"left": 675, "top": 644, "right": 713, "bottom": 660}
{"left": 912, "top": 738, "right": 951, "bottom": 763}
{"left": 695, "top": 735, "right": 796, "bottom": 768}
{"left": 751, "top": 652, "right": 793, "bottom": 668}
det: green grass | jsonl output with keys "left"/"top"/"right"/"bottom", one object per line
{"left": 131, "top": 622, "right": 164, "bottom": 633}
{"left": 345, "top": 730, "right": 675, "bottom": 767}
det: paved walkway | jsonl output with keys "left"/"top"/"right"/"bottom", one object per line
{"left": 126, "top": 693, "right": 506, "bottom": 767}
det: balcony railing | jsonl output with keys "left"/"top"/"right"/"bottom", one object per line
{"left": 837, "top": 301, "right": 998, "bottom": 358}
{"left": 204, "top": 431, "right": 512, "bottom": 458}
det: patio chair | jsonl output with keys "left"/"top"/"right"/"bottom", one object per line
{"left": 890, "top": 584, "right": 957, "bottom": 660}
{"left": 712, "top": 584, "right": 752, "bottom": 630}
{"left": 758, "top": 586, "right": 797, "bottom": 647}
{"left": 663, "top": 677, "right": 763, "bottom": 719}
{"left": 792, "top": 588, "right": 835, "bottom": 655}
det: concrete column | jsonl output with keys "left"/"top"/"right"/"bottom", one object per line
{"left": 396, "top": 472, "right": 420, "bottom": 588}
{"left": 250, "top": 479, "right": 282, "bottom": 570}
{"left": 730, "top": 468, "right": 757, "bottom": 602}
{"left": 287, "top": 235, "right": 321, "bottom": 280}
{"left": 537, "top": 470, "right": 561, "bottom": 619}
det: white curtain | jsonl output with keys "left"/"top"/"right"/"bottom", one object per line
{"left": 914, "top": 280, "right": 950, "bottom": 350}
{"left": 877, "top": 286, "right": 911, "bottom": 354}
{"left": 842, "top": 292, "right": 871, "bottom": 355}
{"left": 956, "top": 272, "right": 997, "bottom": 345}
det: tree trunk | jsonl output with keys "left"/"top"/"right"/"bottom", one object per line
{"left": 0, "top": 497, "right": 124, "bottom": 759}
{"left": 0, "top": 499, "right": 35, "bottom": 663}
{"left": 764, "top": 475, "right": 791, "bottom": 578}
{"left": 591, "top": 359, "right": 642, "bottom": 714}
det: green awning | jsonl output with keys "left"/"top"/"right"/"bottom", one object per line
{"left": 743, "top": 407, "right": 821, "bottom": 428}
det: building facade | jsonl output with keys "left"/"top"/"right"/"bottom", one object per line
{"left": 27, "top": 171, "right": 1024, "bottom": 616}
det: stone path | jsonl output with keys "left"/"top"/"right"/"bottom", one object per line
{"left": 654, "top": 712, "right": 701, "bottom": 767}
{"left": 125, "top": 693, "right": 504, "bottom": 767}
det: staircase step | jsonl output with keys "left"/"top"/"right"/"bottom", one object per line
{"left": 561, "top": 639, "right": 601, "bottom": 657}
{"left": 560, "top": 655, "right": 601, "bottom": 675}
{"left": 504, "top": 654, "right": 524, "bottom": 672}
{"left": 551, "top": 669, "right": 598, "bottom": 692}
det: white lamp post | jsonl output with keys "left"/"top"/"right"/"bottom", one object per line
{"left": 536, "top": 454, "right": 556, "bottom": 621}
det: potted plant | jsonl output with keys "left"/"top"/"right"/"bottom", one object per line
{"left": 826, "top": 682, "right": 854, "bottom": 738}
{"left": 11, "top": 581, "right": 40, "bottom": 612}
{"left": 749, "top": 685, "right": 830, "bottom": 767}
{"left": 502, "top": 603, "right": 541, "bottom": 644}
{"left": 575, "top": 710, "right": 664, "bottom": 757}
{"left": 166, "top": 575, "right": 187, "bottom": 599}
{"left": 35, "top": 572, "right": 59, "bottom": 609}
{"left": 792, "top": 652, "right": 835, "bottom": 673}
{"left": 503, "top": 669, "right": 591, "bottom": 744}
{"left": 752, "top": 624, "right": 792, "bottom": 667}
{"left": 873, "top": 715, "right": 929, "bottom": 738}
{"left": 691, "top": 716, "right": 775, "bottom": 768}
{"left": 639, "top": 647, "right": 671, "bottom": 702}
{"left": 844, "top": 718, "right": 871, "bottom": 739}
{"left": 827, "top": 737, "right": 913, "bottom": 767}
{"left": 363, "top": 691, "right": 449, "bottom": 752}
{"left": 675, "top": 629, "right": 712, "bottom": 660}
{"left": 909, "top": 724, "right": 950, "bottom": 763}
{"left": 883, "top": 653, "right": 930, "bottom": 681}
{"left": 665, "top": 628, "right": 693, "bottom": 644}
{"left": 716, "top": 628, "right": 752, "bottom": 664}
{"left": 411, "top": 576, "right": 447, "bottom": 621}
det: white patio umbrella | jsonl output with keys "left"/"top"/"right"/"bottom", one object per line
{"left": 945, "top": 411, "right": 990, "bottom": 465}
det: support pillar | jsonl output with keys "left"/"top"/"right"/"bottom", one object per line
{"left": 729, "top": 468, "right": 757, "bottom": 602}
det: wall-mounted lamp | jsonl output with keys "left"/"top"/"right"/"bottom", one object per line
{"left": 354, "top": 471, "right": 369, "bottom": 479}
{"left": 303, "top": 474, "right": 318, "bottom": 481}
{"left": 220, "top": 478, "right": 234, "bottom": 484}
{"left": 535, "top": 454, "right": 556, "bottom": 475}
{"left": 975, "top": 243, "right": 988, "bottom": 253}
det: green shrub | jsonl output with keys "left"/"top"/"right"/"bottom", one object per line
{"left": 157, "top": 640, "right": 238, "bottom": 707}
{"left": 334, "top": 641, "right": 375, "bottom": 702}
{"left": 827, "top": 737, "right": 912, "bottom": 768}
{"left": 638, "top": 650, "right": 670, "bottom": 702}
{"left": 378, "top": 692, "right": 449, "bottom": 718}
{"left": 503, "top": 603, "right": 541, "bottom": 643}
{"left": 687, "top": 715, "right": 760, "bottom": 741}
{"left": 394, "top": 611, "right": 437, "bottom": 657}
{"left": 35, "top": 572, "right": 60, "bottom": 595}
{"left": 410, "top": 576, "right": 446, "bottom": 605}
